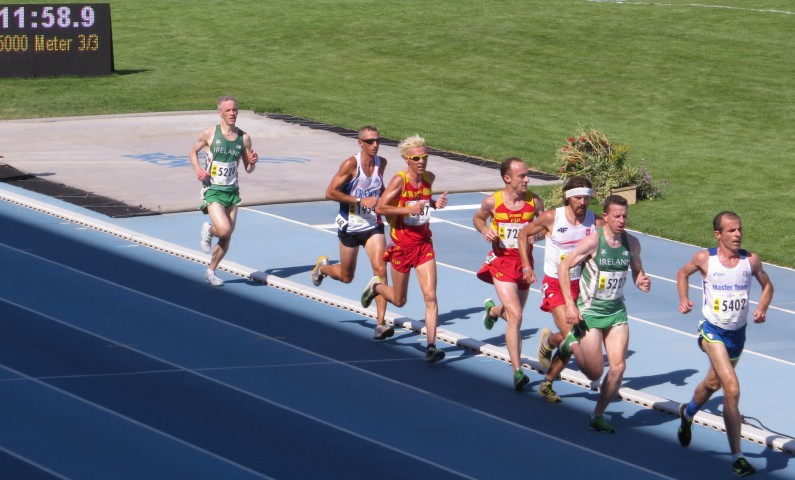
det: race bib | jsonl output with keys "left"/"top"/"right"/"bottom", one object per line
{"left": 595, "top": 270, "right": 628, "bottom": 300}
{"left": 347, "top": 202, "right": 378, "bottom": 229}
{"left": 403, "top": 200, "right": 430, "bottom": 226}
{"left": 210, "top": 162, "right": 237, "bottom": 186}
{"left": 497, "top": 222, "right": 526, "bottom": 249}
{"left": 712, "top": 291, "right": 749, "bottom": 324}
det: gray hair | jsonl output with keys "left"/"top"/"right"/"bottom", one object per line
{"left": 217, "top": 95, "right": 238, "bottom": 109}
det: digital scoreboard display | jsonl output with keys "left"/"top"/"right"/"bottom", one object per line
{"left": 0, "top": 4, "right": 113, "bottom": 77}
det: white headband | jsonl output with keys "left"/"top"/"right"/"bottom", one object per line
{"left": 565, "top": 187, "right": 593, "bottom": 198}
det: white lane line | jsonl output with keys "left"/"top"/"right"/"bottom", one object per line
{"left": 247, "top": 207, "right": 795, "bottom": 316}
{"left": 0, "top": 245, "right": 675, "bottom": 479}
{"left": 587, "top": 0, "right": 794, "bottom": 15}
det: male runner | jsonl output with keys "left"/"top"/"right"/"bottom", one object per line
{"left": 676, "top": 211, "right": 773, "bottom": 477}
{"left": 517, "top": 176, "right": 601, "bottom": 402}
{"left": 360, "top": 134, "right": 448, "bottom": 362}
{"left": 311, "top": 126, "right": 392, "bottom": 339}
{"left": 189, "top": 95, "right": 258, "bottom": 286}
{"left": 557, "top": 195, "right": 650, "bottom": 433}
{"left": 474, "top": 157, "right": 544, "bottom": 390}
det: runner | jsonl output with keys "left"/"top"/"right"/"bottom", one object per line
{"left": 557, "top": 195, "right": 650, "bottom": 433}
{"left": 517, "top": 176, "right": 601, "bottom": 402}
{"left": 311, "top": 126, "right": 392, "bottom": 339}
{"left": 676, "top": 211, "right": 774, "bottom": 477}
{"left": 474, "top": 157, "right": 543, "bottom": 390}
{"left": 189, "top": 95, "right": 258, "bottom": 286}
{"left": 360, "top": 134, "right": 448, "bottom": 362}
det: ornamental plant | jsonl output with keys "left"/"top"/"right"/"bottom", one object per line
{"left": 544, "top": 128, "right": 665, "bottom": 206}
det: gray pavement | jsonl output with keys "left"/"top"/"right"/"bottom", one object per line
{"left": 1, "top": 111, "right": 558, "bottom": 215}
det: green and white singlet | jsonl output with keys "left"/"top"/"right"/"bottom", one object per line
{"left": 578, "top": 228, "right": 632, "bottom": 329}
{"left": 204, "top": 125, "right": 244, "bottom": 192}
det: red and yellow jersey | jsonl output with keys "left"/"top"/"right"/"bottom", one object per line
{"left": 388, "top": 170, "right": 433, "bottom": 245}
{"left": 489, "top": 189, "right": 538, "bottom": 257}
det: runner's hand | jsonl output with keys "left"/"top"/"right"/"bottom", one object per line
{"left": 565, "top": 304, "right": 582, "bottom": 324}
{"left": 435, "top": 192, "right": 448, "bottom": 209}
{"left": 678, "top": 299, "right": 693, "bottom": 314}
{"left": 636, "top": 273, "right": 651, "bottom": 292}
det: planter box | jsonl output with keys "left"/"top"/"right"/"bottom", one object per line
{"left": 611, "top": 185, "right": 637, "bottom": 204}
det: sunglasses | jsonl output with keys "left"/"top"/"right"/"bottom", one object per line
{"left": 406, "top": 154, "right": 429, "bottom": 162}
{"left": 360, "top": 138, "right": 380, "bottom": 145}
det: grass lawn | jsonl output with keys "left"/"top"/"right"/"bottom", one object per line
{"left": 2, "top": 0, "right": 793, "bottom": 266}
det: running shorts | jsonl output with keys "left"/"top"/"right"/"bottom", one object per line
{"left": 338, "top": 225, "right": 385, "bottom": 248}
{"left": 384, "top": 241, "right": 435, "bottom": 274}
{"left": 476, "top": 252, "right": 530, "bottom": 291}
{"left": 698, "top": 320, "right": 746, "bottom": 361}
{"left": 200, "top": 187, "right": 241, "bottom": 214}
{"left": 540, "top": 275, "right": 580, "bottom": 312}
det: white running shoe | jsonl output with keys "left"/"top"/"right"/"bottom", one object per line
{"left": 200, "top": 222, "right": 212, "bottom": 254}
{"left": 205, "top": 269, "right": 224, "bottom": 287}
{"left": 373, "top": 324, "right": 395, "bottom": 340}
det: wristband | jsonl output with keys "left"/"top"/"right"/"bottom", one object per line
{"left": 356, "top": 197, "right": 361, "bottom": 205}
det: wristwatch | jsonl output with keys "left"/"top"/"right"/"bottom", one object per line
{"left": 356, "top": 197, "right": 361, "bottom": 205}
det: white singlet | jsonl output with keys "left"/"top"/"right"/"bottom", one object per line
{"left": 542, "top": 206, "right": 596, "bottom": 280}
{"left": 702, "top": 248, "right": 752, "bottom": 331}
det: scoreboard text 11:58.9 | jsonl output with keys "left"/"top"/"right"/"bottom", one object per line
{"left": 0, "top": 4, "right": 113, "bottom": 77}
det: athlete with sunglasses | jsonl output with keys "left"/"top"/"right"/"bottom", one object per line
{"left": 311, "top": 126, "right": 393, "bottom": 340}
{"left": 360, "top": 134, "right": 448, "bottom": 362}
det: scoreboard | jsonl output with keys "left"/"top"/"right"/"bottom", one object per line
{"left": 0, "top": 4, "right": 113, "bottom": 77}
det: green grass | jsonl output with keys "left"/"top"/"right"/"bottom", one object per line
{"left": 3, "top": 0, "right": 794, "bottom": 266}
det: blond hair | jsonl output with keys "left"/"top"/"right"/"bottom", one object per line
{"left": 398, "top": 134, "right": 426, "bottom": 157}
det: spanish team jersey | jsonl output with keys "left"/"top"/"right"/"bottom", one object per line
{"left": 489, "top": 190, "right": 539, "bottom": 258}
{"left": 578, "top": 228, "right": 632, "bottom": 317}
{"left": 387, "top": 170, "right": 432, "bottom": 245}
{"left": 204, "top": 125, "right": 244, "bottom": 192}
{"left": 543, "top": 207, "right": 596, "bottom": 280}
{"left": 335, "top": 153, "right": 384, "bottom": 233}
{"left": 702, "top": 248, "right": 752, "bottom": 331}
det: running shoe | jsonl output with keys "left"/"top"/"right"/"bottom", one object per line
{"left": 677, "top": 403, "right": 693, "bottom": 447}
{"left": 311, "top": 256, "right": 328, "bottom": 286}
{"left": 537, "top": 327, "right": 553, "bottom": 372}
{"left": 373, "top": 324, "right": 395, "bottom": 340}
{"left": 513, "top": 369, "right": 530, "bottom": 391}
{"left": 205, "top": 269, "right": 224, "bottom": 287}
{"left": 732, "top": 457, "right": 755, "bottom": 477}
{"left": 588, "top": 415, "right": 615, "bottom": 433}
{"left": 539, "top": 380, "right": 562, "bottom": 403}
{"left": 483, "top": 298, "right": 498, "bottom": 330}
{"left": 425, "top": 344, "right": 446, "bottom": 363}
{"left": 360, "top": 275, "right": 381, "bottom": 308}
{"left": 200, "top": 222, "right": 212, "bottom": 254}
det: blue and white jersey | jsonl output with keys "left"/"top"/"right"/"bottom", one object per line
{"left": 335, "top": 153, "right": 384, "bottom": 233}
{"left": 702, "top": 247, "right": 752, "bottom": 331}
